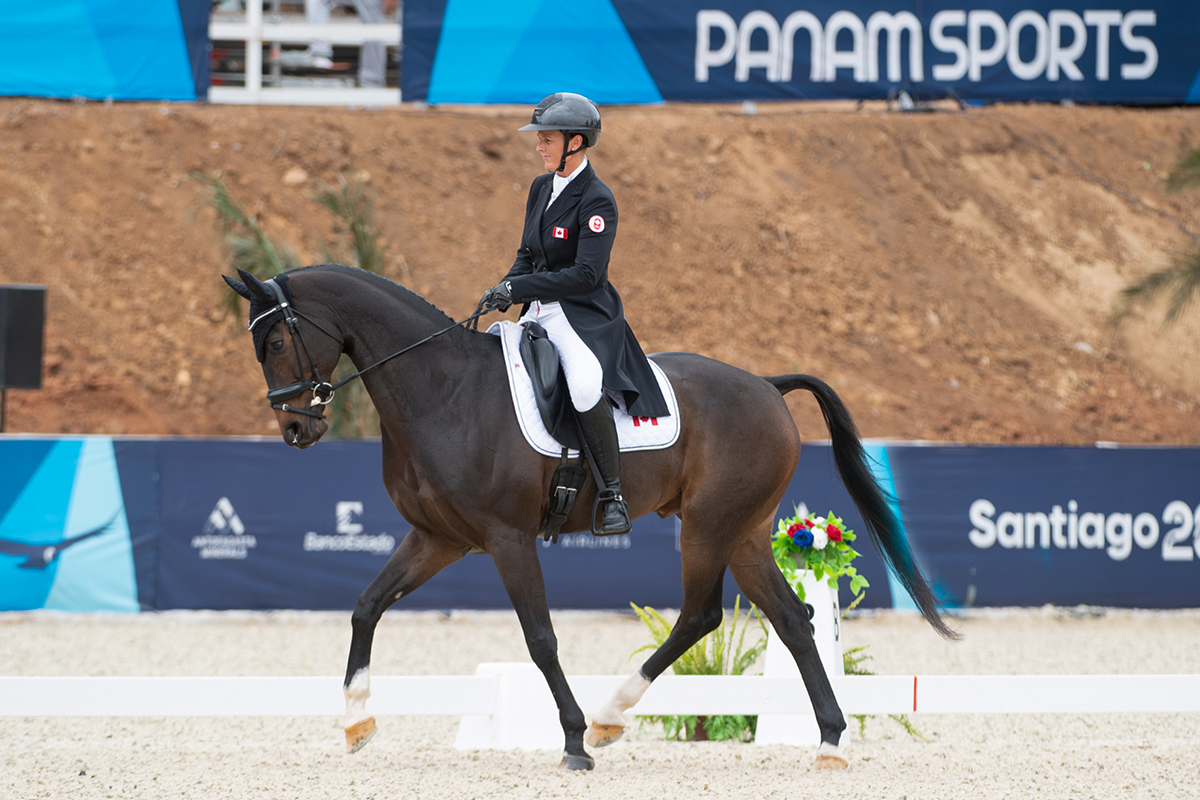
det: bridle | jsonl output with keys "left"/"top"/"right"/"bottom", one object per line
{"left": 251, "top": 278, "right": 491, "bottom": 420}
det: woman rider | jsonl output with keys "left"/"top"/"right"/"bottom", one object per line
{"left": 480, "top": 92, "right": 669, "bottom": 536}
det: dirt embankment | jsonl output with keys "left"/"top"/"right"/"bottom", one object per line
{"left": 1, "top": 99, "right": 1199, "bottom": 443}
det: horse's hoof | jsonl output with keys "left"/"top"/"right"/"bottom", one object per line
{"left": 345, "top": 717, "right": 377, "bottom": 754}
{"left": 584, "top": 722, "right": 625, "bottom": 748}
{"left": 559, "top": 752, "right": 596, "bottom": 771}
{"left": 813, "top": 741, "right": 848, "bottom": 770}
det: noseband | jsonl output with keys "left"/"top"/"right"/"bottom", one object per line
{"left": 251, "top": 278, "right": 492, "bottom": 420}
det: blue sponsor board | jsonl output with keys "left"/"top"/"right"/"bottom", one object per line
{"left": 0, "top": 0, "right": 210, "bottom": 101}
{"left": 2, "top": 436, "right": 1198, "bottom": 611}
{"left": 403, "top": 0, "right": 1200, "bottom": 105}
{"left": 888, "top": 445, "right": 1200, "bottom": 608}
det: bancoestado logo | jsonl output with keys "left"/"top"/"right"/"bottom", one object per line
{"left": 192, "top": 497, "right": 256, "bottom": 560}
{"left": 968, "top": 498, "right": 1200, "bottom": 562}
{"left": 696, "top": 8, "right": 1157, "bottom": 85}
{"left": 303, "top": 501, "right": 396, "bottom": 555}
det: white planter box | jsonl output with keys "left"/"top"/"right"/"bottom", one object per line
{"left": 754, "top": 570, "right": 847, "bottom": 746}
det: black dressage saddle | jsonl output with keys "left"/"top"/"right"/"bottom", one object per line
{"left": 517, "top": 322, "right": 582, "bottom": 451}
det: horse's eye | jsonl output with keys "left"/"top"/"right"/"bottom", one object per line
{"left": 268, "top": 339, "right": 285, "bottom": 354}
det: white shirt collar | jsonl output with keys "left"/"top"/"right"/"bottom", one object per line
{"left": 549, "top": 156, "right": 588, "bottom": 207}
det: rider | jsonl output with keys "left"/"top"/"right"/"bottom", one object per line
{"left": 480, "top": 92, "right": 669, "bottom": 536}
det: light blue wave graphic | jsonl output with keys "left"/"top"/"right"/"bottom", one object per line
{"left": 862, "top": 442, "right": 920, "bottom": 612}
{"left": 1188, "top": 67, "right": 1200, "bottom": 104}
{"left": 0, "top": 438, "right": 137, "bottom": 611}
{"left": 428, "top": 0, "right": 662, "bottom": 104}
{"left": 0, "top": 0, "right": 196, "bottom": 101}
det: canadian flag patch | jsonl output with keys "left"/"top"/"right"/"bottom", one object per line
{"left": 588, "top": 215, "right": 606, "bottom": 233}
{"left": 553, "top": 226, "right": 568, "bottom": 239}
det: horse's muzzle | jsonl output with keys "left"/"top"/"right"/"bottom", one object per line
{"left": 282, "top": 416, "right": 329, "bottom": 449}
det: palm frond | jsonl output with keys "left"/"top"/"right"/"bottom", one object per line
{"left": 1112, "top": 248, "right": 1200, "bottom": 327}
{"left": 314, "top": 174, "right": 388, "bottom": 274}
{"left": 1166, "top": 148, "right": 1200, "bottom": 194}
{"left": 189, "top": 171, "right": 299, "bottom": 316}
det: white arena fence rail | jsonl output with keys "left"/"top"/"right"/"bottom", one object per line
{"left": 208, "top": 2, "right": 401, "bottom": 106}
{"left": 5, "top": 669, "right": 1199, "bottom": 750}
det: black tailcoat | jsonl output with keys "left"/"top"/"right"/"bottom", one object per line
{"left": 503, "top": 163, "right": 669, "bottom": 418}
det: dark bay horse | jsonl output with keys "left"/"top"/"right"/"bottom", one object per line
{"left": 224, "top": 263, "right": 955, "bottom": 771}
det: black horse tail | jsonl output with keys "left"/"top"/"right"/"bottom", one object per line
{"left": 767, "top": 374, "right": 960, "bottom": 640}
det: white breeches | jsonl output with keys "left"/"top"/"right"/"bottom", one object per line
{"left": 519, "top": 300, "right": 604, "bottom": 412}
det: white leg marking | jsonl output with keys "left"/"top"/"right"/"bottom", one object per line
{"left": 343, "top": 667, "right": 372, "bottom": 728}
{"left": 593, "top": 671, "right": 651, "bottom": 727}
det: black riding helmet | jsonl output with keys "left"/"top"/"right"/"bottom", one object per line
{"left": 518, "top": 92, "right": 601, "bottom": 174}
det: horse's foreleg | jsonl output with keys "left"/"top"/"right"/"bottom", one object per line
{"left": 728, "top": 540, "right": 849, "bottom": 769}
{"left": 344, "top": 526, "right": 464, "bottom": 753}
{"left": 587, "top": 558, "right": 727, "bottom": 748}
{"left": 489, "top": 533, "right": 592, "bottom": 771}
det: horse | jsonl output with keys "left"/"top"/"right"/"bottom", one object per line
{"left": 223, "top": 263, "right": 956, "bottom": 771}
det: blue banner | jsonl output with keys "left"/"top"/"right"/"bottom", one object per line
{"left": 0, "top": 0, "right": 209, "bottom": 101}
{"left": 403, "top": 0, "right": 1200, "bottom": 105}
{"left": 2, "top": 436, "right": 1198, "bottom": 611}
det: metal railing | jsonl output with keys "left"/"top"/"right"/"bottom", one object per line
{"left": 208, "top": 3, "right": 402, "bottom": 106}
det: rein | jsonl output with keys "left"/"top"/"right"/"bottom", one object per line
{"left": 253, "top": 279, "right": 492, "bottom": 420}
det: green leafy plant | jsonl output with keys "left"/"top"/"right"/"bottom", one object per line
{"left": 192, "top": 170, "right": 392, "bottom": 438}
{"left": 630, "top": 595, "right": 767, "bottom": 741}
{"left": 771, "top": 507, "right": 869, "bottom": 602}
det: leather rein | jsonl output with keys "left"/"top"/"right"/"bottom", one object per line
{"left": 251, "top": 278, "right": 491, "bottom": 420}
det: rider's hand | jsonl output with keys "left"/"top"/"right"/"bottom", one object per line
{"left": 481, "top": 281, "right": 514, "bottom": 312}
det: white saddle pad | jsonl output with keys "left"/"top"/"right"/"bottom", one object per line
{"left": 487, "top": 320, "right": 681, "bottom": 458}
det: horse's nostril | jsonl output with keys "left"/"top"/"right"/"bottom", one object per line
{"left": 285, "top": 422, "right": 302, "bottom": 445}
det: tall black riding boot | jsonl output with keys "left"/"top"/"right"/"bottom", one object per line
{"left": 577, "top": 399, "right": 632, "bottom": 536}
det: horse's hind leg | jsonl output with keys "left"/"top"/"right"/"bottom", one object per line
{"left": 728, "top": 536, "right": 849, "bottom": 769}
{"left": 488, "top": 530, "right": 593, "bottom": 771}
{"left": 586, "top": 553, "right": 728, "bottom": 748}
{"left": 344, "top": 526, "right": 466, "bottom": 753}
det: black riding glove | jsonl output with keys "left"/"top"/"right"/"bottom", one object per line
{"left": 481, "top": 281, "right": 514, "bottom": 312}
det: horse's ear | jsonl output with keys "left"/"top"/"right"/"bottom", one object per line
{"left": 223, "top": 274, "right": 252, "bottom": 300}
{"left": 236, "top": 268, "right": 273, "bottom": 300}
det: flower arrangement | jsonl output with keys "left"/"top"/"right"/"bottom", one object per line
{"left": 771, "top": 506, "right": 869, "bottom": 602}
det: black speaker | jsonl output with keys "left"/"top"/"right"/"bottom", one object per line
{"left": 0, "top": 285, "right": 46, "bottom": 390}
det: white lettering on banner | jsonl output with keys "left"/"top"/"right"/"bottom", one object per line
{"left": 1119, "top": 10, "right": 1157, "bottom": 79}
{"left": 304, "top": 501, "right": 397, "bottom": 555}
{"left": 1084, "top": 9, "right": 1121, "bottom": 80}
{"left": 866, "top": 11, "right": 923, "bottom": 82}
{"left": 336, "top": 501, "right": 364, "bottom": 534}
{"left": 540, "top": 533, "right": 632, "bottom": 550}
{"left": 194, "top": 497, "right": 256, "bottom": 560}
{"left": 968, "top": 498, "right": 1200, "bottom": 563}
{"left": 303, "top": 532, "right": 396, "bottom": 553}
{"left": 695, "top": 8, "right": 1159, "bottom": 85}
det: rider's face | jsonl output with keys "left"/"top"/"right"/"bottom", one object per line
{"left": 535, "top": 130, "right": 565, "bottom": 172}
{"left": 535, "top": 130, "right": 583, "bottom": 174}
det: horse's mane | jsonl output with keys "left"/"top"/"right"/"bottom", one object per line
{"left": 289, "top": 263, "right": 458, "bottom": 326}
